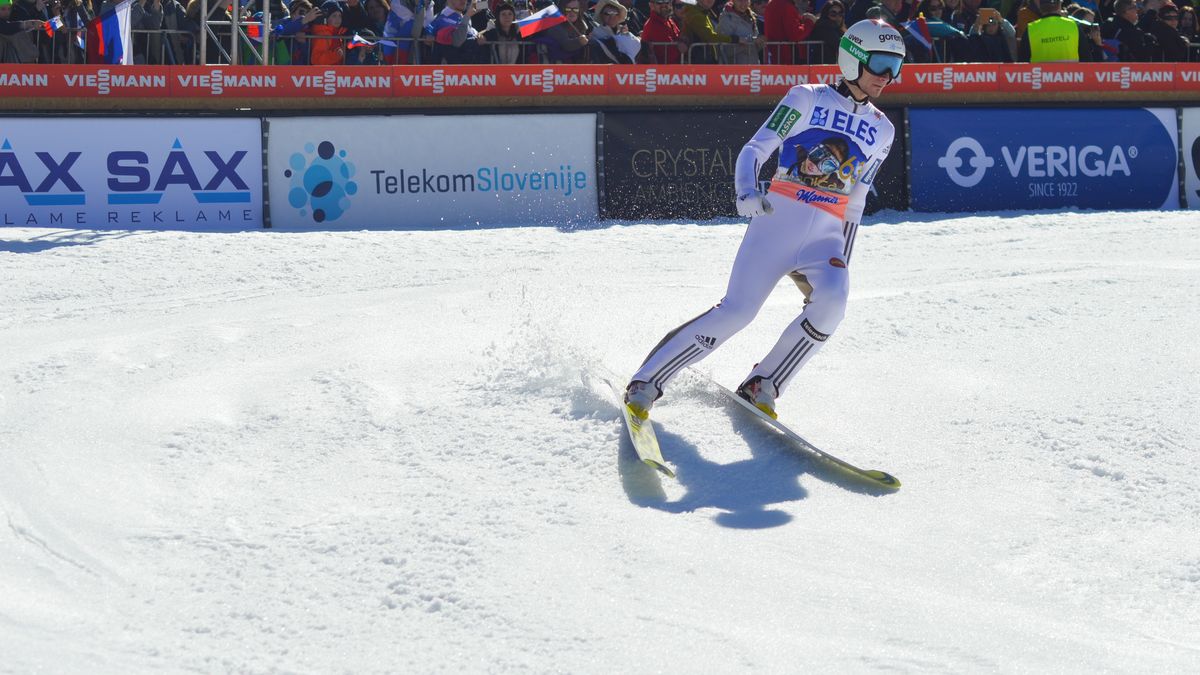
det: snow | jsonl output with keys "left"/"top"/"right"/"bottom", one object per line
{"left": 2, "top": 211, "right": 1198, "bottom": 672}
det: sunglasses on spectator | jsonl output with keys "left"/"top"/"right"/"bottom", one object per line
{"left": 564, "top": 6, "right": 579, "bottom": 11}
{"left": 1162, "top": 13, "right": 1178, "bottom": 19}
{"left": 603, "top": 8, "right": 620, "bottom": 14}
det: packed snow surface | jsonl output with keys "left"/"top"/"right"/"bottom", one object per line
{"left": 2, "top": 211, "right": 1198, "bottom": 672}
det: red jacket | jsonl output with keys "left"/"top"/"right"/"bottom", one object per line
{"left": 764, "top": 0, "right": 815, "bottom": 64}
{"left": 309, "top": 24, "right": 348, "bottom": 66}
{"left": 640, "top": 12, "right": 683, "bottom": 64}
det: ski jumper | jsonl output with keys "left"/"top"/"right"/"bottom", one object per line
{"left": 631, "top": 83, "right": 895, "bottom": 399}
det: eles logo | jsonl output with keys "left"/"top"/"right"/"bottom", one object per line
{"left": 0, "top": 137, "right": 251, "bottom": 206}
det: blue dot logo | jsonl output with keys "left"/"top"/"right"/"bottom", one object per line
{"left": 285, "top": 141, "right": 357, "bottom": 224}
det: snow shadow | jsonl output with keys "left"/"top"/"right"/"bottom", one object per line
{"left": 0, "top": 230, "right": 145, "bottom": 253}
{"left": 620, "top": 423, "right": 804, "bottom": 530}
{"left": 619, "top": 402, "right": 894, "bottom": 529}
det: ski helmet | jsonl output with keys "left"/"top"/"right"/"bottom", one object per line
{"left": 838, "top": 19, "right": 906, "bottom": 84}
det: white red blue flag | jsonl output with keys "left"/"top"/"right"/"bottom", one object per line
{"left": 516, "top": 4, "right": 567, "bottom": 38}
{"left": 86, "top": 0, "right": 133, "bottom": 65}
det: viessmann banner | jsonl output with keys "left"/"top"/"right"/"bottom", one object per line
{"left": 909, "top": 108, "right": 1179, "bottom": 212}
{"left": 0, "top": 118, "right": 263, "bottom": 228}
{"left": 266, "top": 115, "right": 597, "bottom": 228}
{"left": 3, "top": 64, "right": 1198, "bottom": 100}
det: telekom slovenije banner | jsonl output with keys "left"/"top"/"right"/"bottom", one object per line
{"left": 1, "top": 64, "right": 1197, "bottom": 100}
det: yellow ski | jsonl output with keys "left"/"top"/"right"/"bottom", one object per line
{"left": 712, "top": 379, "right": 900, "bottom": 490}
{"left": 604, "top": 378, "right": 675, "bottom": 478}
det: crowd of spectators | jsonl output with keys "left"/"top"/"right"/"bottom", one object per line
{"left": 1, "top": 0, "right": 1197, "bottom": 65}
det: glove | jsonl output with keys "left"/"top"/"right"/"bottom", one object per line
{"left": 736, "top": 191, "right": 774, "bottom": 218}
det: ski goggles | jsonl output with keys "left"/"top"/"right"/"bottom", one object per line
{"left": 807, "top": 144, "right": 841, "bottom": 174}
{"left": 863, "top": 51, "right": 904, "bottom": 80}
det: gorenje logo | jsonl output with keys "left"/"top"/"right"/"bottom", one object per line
{"left": 937, "top": 135, "right": 1133, "bottom": 188}
{"left": 286, "top": 140, "right": 358, "bottom": 224}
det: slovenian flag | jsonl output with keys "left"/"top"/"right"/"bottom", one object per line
{"left": 44, "top": 15, "right": 65, "bottom": 38}
{"left": 516, "top": 4, "right": 567, "bottom": 38}
{"left": 348, "top": 33, "right": 377, "bottom": 49}
{"left": 86, "top": 0, "right": 133, "bottom": 65}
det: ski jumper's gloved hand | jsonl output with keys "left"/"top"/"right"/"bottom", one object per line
{"left": 736, "top": 191, "right": 774, "bottom": 218}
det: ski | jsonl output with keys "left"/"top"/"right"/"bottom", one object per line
{"left": 601, "top": 377, "right": 676, "bottom": 479}
{"left": 708, "top": 378, "right": 900, "bottom": 490}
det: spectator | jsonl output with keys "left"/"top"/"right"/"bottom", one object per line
{"left": 345, "top": 25, "right": 382, "bottom": 61}
{"left": 0, "top": 0, "right": 43, "bottom": 63}
{"left": 1150, "top": 3, "right": 1189, "bottom": 58}
{"left": 869, "top": 0, "right": 933, "bottom": 60}
{"left": 940, "top": 0, "right": 964, "bottom": 30}
{"left": 1179, "top": 5, "right": 1196, "bottom": 44}
{"left": 751, "top": 0, "right": 766, "bottom": 32}
{"left": 718, "top": 0, "right": 762, "bottom": 62}
{"left": 807, "top": 0, "right": 843, "bottom": 63}
{"left": 1102, "top": 0, "right": 1155, "bottom": 60}
{"left": 154, "top": 0, "right": 194, "bottom": 64}
{"left": 618, "top": 0, "right": 645, "bottom": 34}
{"left": 968, "top": 5, "right": 1014, "bottom": 59}
{"left": 511, "top": 0, "right": 531, "bottom": 18}
{"left": 764, "top": 0, "right": 816, "bottom": 63}
{"left": 51, "top": 0, "right": 91, "bottom": 63}
{"left": 535, "top": 0, "right": 590, "bottom": 62}
{"left": 681, "top": 0, "right": 733, "bottom": 63}
{"left": 917, "top": 0, "right": 973, "bottom": 61}
{"left": 1020, "top": 0, "right": 1100, "bottom": 59}
{"left": 591, "top": 0, "right": 639, "bottom": 62}
{"left": 364, "top": 0, "right": 386, "bottom": 32}
{"left": 1014, "top": 0, "right": 1042, "bottom": 39}
{"left": 185, "top": 0, "right": 232, "bottom": 63}
{"left": 639, "top": 0, "right": 683, "bottom": 62}
{"left": 478, "top": 2, "right": 526, "bottom": 62}
{"left": 340, "top": 0, "right": 368, "bottom": 31}
{"left": 429, "top": 0, "right": 481, "bottom": 63}
{"left": 948, "top": 0, "right": 979, "bottom": 33}
{"left": 307, "top": 0, "right": 348, "bottom": 64}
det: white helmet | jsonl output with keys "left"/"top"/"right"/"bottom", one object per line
{"left": 838, "top": 19, "right": 906, "bottom": 84}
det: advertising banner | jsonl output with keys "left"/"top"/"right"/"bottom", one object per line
{"left": 909, "top": 108, "right": 1179, "bottom": 212}
{"left": 602, "top": 108, "right": 905, "bottom": 220}
{"left": 602, "top": 111, "right": 772, "bottom": 220}
{"left": 1183, "top": 109, "right": 1200, "bottom": 210}
{"left": 4, "top": 64, "right": 1196, "bottom": 102}
{"left": 266, "top": 114, "right": 597, "bottom": 228}
{"left": 0, "top": 118, "right": 263, "bottom": 228}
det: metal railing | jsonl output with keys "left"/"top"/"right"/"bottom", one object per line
{"left": 4, "top": 25, "right": 1199, "bottom": 66}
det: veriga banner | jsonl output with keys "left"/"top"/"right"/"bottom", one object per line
{"left": 2, "top": 64, "right": 1197, "bottom": 100}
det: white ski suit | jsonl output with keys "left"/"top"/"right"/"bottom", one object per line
{"left": 631, "top": 83, "right": 895, "bottom": 400}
